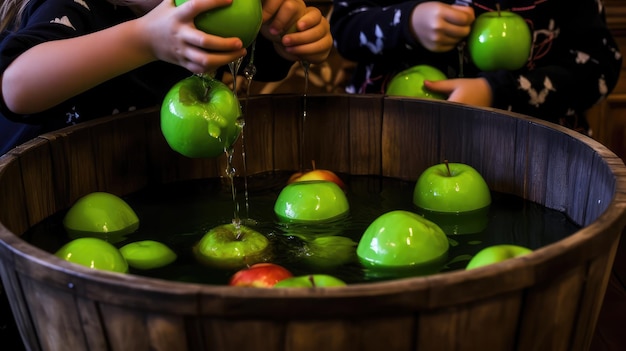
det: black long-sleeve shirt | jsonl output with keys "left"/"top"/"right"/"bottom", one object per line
{"left": 0, "top": 0, "right": 293, "bottom": 154}
{"left": 330, "top": 0, "right": 622, "bottom": 132}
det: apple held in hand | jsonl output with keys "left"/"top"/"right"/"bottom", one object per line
{"left": 274, "top": 181, "right": 350, "bottom": 223}
{"left": 63, "top": 192, "right": 139, "bottom": 243}
{"left": 55, "top": 237, "right": 128, "bottom": 273}
{"left": 175, "top": 0, "right": 262, "bottom": 48}
{"left": 466, "top": 244, "right": 532, "bottom": 269}
{"left": 274, "top": 274, "right": 347, "bottom": 288}
{"left": 386, "top": 65, "right": 447, "bottom": 99}
{"left": 467, "top": 9, "right": 532, "bottom": 71}
{"left": 119, "top": 240, "right": 177, "bottom": 270}
{"left": 161, "top": 75, "right": 242, "bottom": 158}
{"left": 413, "top": 161, "right": 491, "bottom": 213}
{"left": 229, "top": 263, "right": 293, "bottom": 287}
{"left": 357, "top": 210, "right": 449, "bottom": 279}
{"left": 193, "top": 223, "right": 272, "bottom": 270}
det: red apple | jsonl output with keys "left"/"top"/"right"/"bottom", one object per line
{"left": 288, "top": 161, "right": 345, "bottom": 190}
{"left": 228, "top": 263, "right": 293, "bottom": 287}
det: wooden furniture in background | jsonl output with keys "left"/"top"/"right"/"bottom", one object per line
{"left": 586, "top": 0, "right": 626, "bottom": 160}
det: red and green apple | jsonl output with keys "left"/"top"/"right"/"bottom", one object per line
{"left": 55, "top": 237, "right": 128, "bottom": 273}
{"left": 466, "top": 244, "right": 532, "bottom": 269}
{"left": 467, "top": 9, "right": 532, "bottom": 71}
{"left": 229, "top": 262, "right": 293, "bottom": 287}
{"left": 273, "top": 274, "right": 347, "bottom": 288}
{"left": 63, "top": 192, "right": 139, "bottom": 244}
{"left": 386, "top": 64, "right": 447, "bottom": 99}
{"left": 274, "top": 181, "right": 350, "bottom": 222}
{"left": 413, "top": 161, "right": 491, "bottom": 213}
{"left": 357, "top": 210, "right": 449, "bottom": 279}
{"left": 161, "top": 75, "right": 242, "bottom": 158}
{"left": 175, "top": 0, "right": 262, "bottom": 48}
{"left": 193, "top": 223, "right": 271, "bottom": 270}
{"left": 119, "top": 240, "right": 177, "bottom": 270}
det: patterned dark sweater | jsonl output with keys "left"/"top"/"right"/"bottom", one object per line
{"left": 330, "top": 0, "right": 622, "bottom": 132}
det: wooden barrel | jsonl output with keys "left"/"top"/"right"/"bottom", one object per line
{"left": 1, "top": 94, "right": 625, "bottom": 351}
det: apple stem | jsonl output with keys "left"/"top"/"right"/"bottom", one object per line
{"left": 444, "top": 159, "right": 452, "bottom": 177}
{"left": 496, "top": 2, "right": 501, "bottom": 16}
{"left": 311, "top": 160, "right": 317, "bottom": 170}
{"left": 308, "top": 275, "right": 316, "bottom": 287}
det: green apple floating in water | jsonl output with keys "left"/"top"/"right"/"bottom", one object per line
{"left": 274, "top": 181, "right": 350, "bottom": 222}
{"left": 119, "top": 240, "right": 177, "bottom": 270}
{"left": 229, "top": 263, "right": 293, "bottom": 287}
{"left": 63, "top": 192, "right": 139, "bottom": 243}
{"left": 161, "top": 75, "right": 242, "bottom": 158}
{"left": 274, "top": 274, "right": 347, "bottom": 288}
{"left": 467, "top": 7, "right": 532, "bottom": 71}
{"left": 386, "top": 64, "right": 447, "bottom": 99}
{"left": 357, "top": 210, "right": 449, "bottom": 279}
{"left": 466, "top": 244, "right": 532, "bottom": 269}
{"left": 413, "top": 161, "right": 491, "bottom": 213}
{"left": 55, "top": 237, "right": 128, "bottom": 273}
{"left": 175, "top": 0, "right": 262, "bottom": 48}
{"left": 193, "top": 223, "right": 271, "bottom": 270}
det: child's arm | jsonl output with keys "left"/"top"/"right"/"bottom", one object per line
{"left": 1, "top": 0, "right": 245, "bottom": 115}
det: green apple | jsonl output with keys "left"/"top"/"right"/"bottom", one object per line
{"left": 297, "top": 235, "right": 357, "bottom": 269}
{"left": 413, "top": 162, "right": 491, "bottom": 213}
{"left": 467, "top": 10, "right": 532, "bottom": 71}
{"left": 63, "top": 192, "right": 139, "bottom": 243}
{"left": 466, "top": 244, "right": 532, "bottom": 269}
{"left": 386, "top": 65, "right": 447, "bottom": 99}
{"left": 274, "top": 181, "right": 350, "bottom": 222}
{"left": 193, "top": 223, "right": 271, "bottom": 269}
{"left": 357, "top": 210, "right": 449, "bottom": 278}
{"left": 274, "top": 274, "right": 347, "bottom": 288}
{"left": 228, "top": 263, "right": 293, "bottom": 287}
{"left": 175, "top": 0, "right": 262, "bottom": 48}
{"left": 161, "top": 75, "right": 242, "bottom": 158}
{"left": 417, "top": 206, "right": 490, "bottom": 235}
{"left": 119, "top": 240, "right": 177, "bottom": 270}
{"left": 55, "top": 237, "right": 128, "bottom": 273}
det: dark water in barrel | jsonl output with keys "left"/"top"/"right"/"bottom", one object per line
{"left": 24, "top": 171, "right": 580, "bottom": 285}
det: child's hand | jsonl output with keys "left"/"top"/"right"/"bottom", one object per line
{"left": 260, "top": 0, "right": 306, "bottom": 38}
{"left": 410, "top": 2, "right": 475, "bottom": 52}
{"left": 424, "top": 78, "right": 492, "bottom": 107}
{"left": 140, "top": 0, "right": 248, "bottom": 74}
{"left": 273, "top": 6, "right": 333, "bottom": 63}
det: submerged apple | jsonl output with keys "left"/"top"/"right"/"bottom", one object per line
{"left": 229, "top": 263, "right": 293, "bottom": 287}
{"left": 119, "top": 240, "right": 177, "bottom": 270}
{"left": 63, "top": 192, "right": 139, "bottom": 243}
{"left": 274, "top": 274, "right": 347, "bottom": 288}
{"left": 386, "top": 64, "right": 447, "bottom": 99}
{"left": 357, "top": 210, "right": 449, "bottom": 279}
{"left": 467, "top": 9, "right": 532, "bottom": 71}
{"left": 175, "top": 0, "right": 262, "bottom": 48}
{"left": 193, "top": 223, "right": 271, "bottom": 269}
{"left": 296, "top": 235, "right": 358, "bottom": 269}
{"left": 274, "top": 181, "right": 350, "bottom": 222}
{"left": 55, "top": 237, "right": 128, "bottom": 273}
{"left": 413, "top": 161, "right": 491, "bottom": 213}
{"left": 466, "top": 244, "right": 532, "bottom": 269}
{"left": 161, "top": 75, "right": 242, "bottom": 158}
